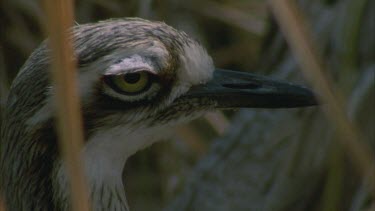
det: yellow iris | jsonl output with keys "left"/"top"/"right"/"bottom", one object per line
{"left": 111, "top": 72, "right": 149, "bottom": 93}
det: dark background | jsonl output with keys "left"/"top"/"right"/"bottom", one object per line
{"left": 0, "top": 0, "right": 374, "bottom": 210}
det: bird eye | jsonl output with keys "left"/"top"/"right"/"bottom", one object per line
{"left": 104, "top": 72, "right": 151, "bottom": 94}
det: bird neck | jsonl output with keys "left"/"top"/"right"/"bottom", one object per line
{"left": 53, "top": 159, "right": 129, "bottom": 211}
{"left": 53, "top": 125, "right": 170, "bottom": 211}
{"left": 1, "top": 118, "right": 59, "bottom": 210}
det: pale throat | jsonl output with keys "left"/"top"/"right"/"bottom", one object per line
{"left": 54, "top": 125, "right": 173, "bottom": 210}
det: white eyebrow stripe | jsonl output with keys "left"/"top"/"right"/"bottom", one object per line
{"left": 105, "top": 54, "right": 155, "bottom": 75}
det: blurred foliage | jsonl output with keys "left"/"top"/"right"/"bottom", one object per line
{"left": 0, "top": 0, "right": 373, "bottom": 211}
{"left": 166, "top": 0, "right": 375, "bottom": 211}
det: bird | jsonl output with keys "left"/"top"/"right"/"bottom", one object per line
{"left": 0, "top": 18, "right": 317, "bottom": 211}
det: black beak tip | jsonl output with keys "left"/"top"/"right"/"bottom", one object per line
{"left": 291, "top": 91, "right": 319, "bottom": 107}
{"left": 276, "top": 85, "right": 319, "bottom": 108}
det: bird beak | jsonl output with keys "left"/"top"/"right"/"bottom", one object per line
{"left": 185, "top": 68, "right": 318, "bottom": 108}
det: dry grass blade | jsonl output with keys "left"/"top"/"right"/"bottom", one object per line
{"left": 268, "top": 0, "right": 375, "bottom": 194}
{"left": 204, "top": 112, "right": 229, "bottom": 135}
{"left": 184, "top": 0, "right": 265, "bottom": 36}
{"left": 176, "top": 125, "right": 207, "bottom": 156}
{"left": 0, "top": 195, "right": 6, "bottom": 211}
{"left": 42, "top": 0, "right": 90, "bottom": 210}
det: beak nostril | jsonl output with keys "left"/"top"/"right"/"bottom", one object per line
{"left": 222, "top": 83, "right": 261, "bottom": 89}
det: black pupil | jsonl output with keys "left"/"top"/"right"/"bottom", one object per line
{"left": 124, "top": 73, "right": 141, "bottom": 84}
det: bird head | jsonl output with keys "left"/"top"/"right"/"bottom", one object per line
{"left": 1, "top": 18, "right": 316, "bottom": 210}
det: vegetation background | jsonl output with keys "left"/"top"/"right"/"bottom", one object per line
{"left": 0, "top": 0, "right": 373, "bottom": 210}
